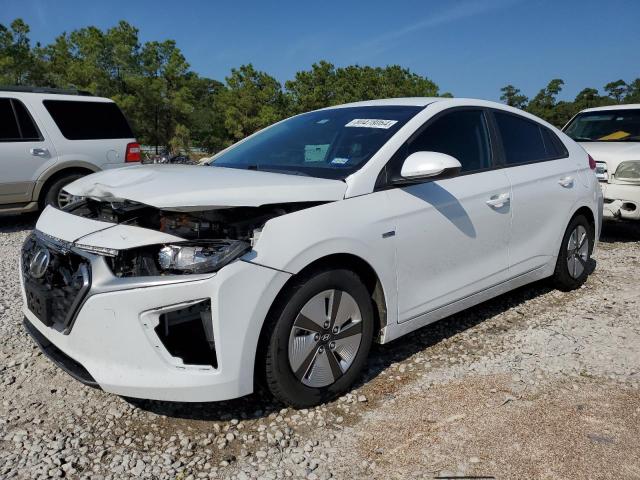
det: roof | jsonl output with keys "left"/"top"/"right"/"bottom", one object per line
{"left": 0, "top": 86, "right": 93, "bottom": 96}
{"left": 0, "top": 88, "right": 113, "bottom": 103}
{"left": 580, "top": 104, "right": 640, "bottom": 113}
{"left": 323, "top": 97, "right": 445, "bottom": 109}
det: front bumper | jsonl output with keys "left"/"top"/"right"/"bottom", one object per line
{"left": 21, "top": 256, "right": 290, "bottom": 402}
{"left": 600, "top": 182, "right": 640, "bottom": 220}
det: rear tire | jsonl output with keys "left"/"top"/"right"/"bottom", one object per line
{"left": 264, "top": 268, "right": 374, "bottom": 408}
{"left": 551, "top": 214, "right": 594, "bottom": 291}
{"left": 40, "top": 173, "right": 85, "bottom": 210}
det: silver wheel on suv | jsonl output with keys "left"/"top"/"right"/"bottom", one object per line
{"left": 56, "top": 189, "right": 82, "bottom": 209}
{"left": 288, "top": 289, "right": 363, "bottom": 388}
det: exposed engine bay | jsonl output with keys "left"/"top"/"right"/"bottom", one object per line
{"left": 66, "top": 199, "right": 322, "bottom": 277}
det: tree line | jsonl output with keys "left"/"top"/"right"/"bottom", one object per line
{"left": 500, "top": 78, "right": 640, "bottom": 128}
{"left": 1, "top": 19, "right": 639, "bottom": 154}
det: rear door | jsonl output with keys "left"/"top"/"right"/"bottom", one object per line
{"left": 384, "top": 108, "right": 512, "bottom": 322}
{"left": 490, "top": 109, "right": 577, "bottom": 276}
{"left": 0, "top": 97, "right": 58, "bottom": 205}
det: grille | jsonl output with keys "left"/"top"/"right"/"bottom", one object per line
{"left": 21, "top": 233, "right": 91, "bottom": 333}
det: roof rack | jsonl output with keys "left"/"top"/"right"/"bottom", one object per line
{"left": 0, "top": 86, "right": 94, "bottom": 96}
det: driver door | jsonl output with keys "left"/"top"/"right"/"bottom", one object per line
{"left": 384, "top": 108, "right": 512, "bottom": 322}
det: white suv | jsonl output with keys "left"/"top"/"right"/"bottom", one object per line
{"left": 563, "top": 104, "right": 640, "bottom": 220}
{"left": 0, "top": 87, "right": 139, "bottom": 214}
{"left": 21, "top": 98, "right": 602, "bottom": 407}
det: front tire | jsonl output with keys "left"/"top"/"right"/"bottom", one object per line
{"left": 264, "top": 268, "right": 374, "bottom": 408}
{"left": 551, "top": 214, "right": 594, "bottom": 291}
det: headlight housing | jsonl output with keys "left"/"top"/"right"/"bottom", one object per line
{"left": 108, "top": 240, "right": 251, "bottom": 277}
{"left": 615, "top": 161, "right": 640, "bottom": 182}
{"left": 158, "top": 240, "right": 250, "bottom": 274}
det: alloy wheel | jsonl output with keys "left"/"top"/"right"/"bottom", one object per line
{"left": 566, "top": 224, "right": 589, "bottom": 279}
{"left": 57, "top": 189, "right": 82, "bottom": 209}
{"left": 288, "top": 289, "right": 363, "bottom": 388}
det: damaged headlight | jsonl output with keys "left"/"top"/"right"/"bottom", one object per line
{"left": 157, "top": 240, "right": 250, "bottom": 274}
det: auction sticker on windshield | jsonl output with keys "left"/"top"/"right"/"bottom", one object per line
{"left": 345, "top": 118, "right": 398, "bottom": 129}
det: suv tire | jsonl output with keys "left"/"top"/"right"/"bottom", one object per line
{"left": 40, "top": 173, "right": 85, "bottom": 210}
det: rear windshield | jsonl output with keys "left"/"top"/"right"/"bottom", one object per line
{"left": 43, "top": 100, "right": 134, "bottom": 140}
{"left": 564, "top": 109, "right": 640, "bottom": 142}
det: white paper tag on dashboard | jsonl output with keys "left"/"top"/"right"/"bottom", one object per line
{"left": 345, "top": 118, "right": 398, "bottom": 129}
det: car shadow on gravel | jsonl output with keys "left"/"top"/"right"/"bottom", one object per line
{"left": 128, "top": 270, "right": 584, "bottom": 421}
{"left": 599, "top": 221, "right": 640, "bottom": 243}
{"left": 0, "top": 213, "right": 38, "bottom": 232}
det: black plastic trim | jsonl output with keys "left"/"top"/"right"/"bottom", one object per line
{"left": 23, "top": 317, "right": 101, "bottom": 389}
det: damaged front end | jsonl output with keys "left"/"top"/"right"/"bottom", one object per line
{"left": 64, "top": 199, "right": 320, "bottom": 277}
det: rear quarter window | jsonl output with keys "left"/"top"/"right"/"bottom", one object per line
{"left": 43, "top": 100, "right": 134, "bottom": 140}
{"left": 494, "top": 111, "right": 567, "bottom": 165}
{"left": 0, "top": 98, "right": 21, "bottom": 140}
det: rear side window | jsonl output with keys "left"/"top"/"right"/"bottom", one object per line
{"left": 43, "top": 100, "right": 134, "bottom": 140}
{"left": 0, "top": 98, "right": 21, "bottom": 141}
{"left": 408, "top": 109, "right": 492, "bottom": 173}
{"left": 494, "top": 111, "right": 566, "bottom": 165}
{"left": 13, "top": 100, "right": 41, "bottom": 140}
{"left": 0, "top": 98, "right": 42, "bottom": 142}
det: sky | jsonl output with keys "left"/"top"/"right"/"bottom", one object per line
{"left": 1, "top": 0, "right": 639, "bottom": 101}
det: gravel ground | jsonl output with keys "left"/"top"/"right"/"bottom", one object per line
{"left": 1, "top": 214, "right": 639, "bottom": 480}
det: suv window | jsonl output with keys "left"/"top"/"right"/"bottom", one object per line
{"left": 408, "top": 109, "right": 492, "bottom": 173}
{"left": 0, "top": 98, "right": 21, "bottom": 141}
{"left": 43, "top": 100, "right": 134, "bottom": 140}
{"left": 13, "top": 99, "right": 41, "bottom": 140}
{"left": 494, "top": 111, "right": 565, "bottom": 165}
{"left": 0, "top": 98, "right": 42, "bottom": 142}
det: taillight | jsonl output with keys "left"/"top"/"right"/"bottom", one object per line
{"left": 125, "top": 142, "right": 141, "bottom": 162}
{"left": 588, "top": 154, "right": 596, "bottom": 170}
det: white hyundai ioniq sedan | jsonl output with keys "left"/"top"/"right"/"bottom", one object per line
{"left": 21, "top": 98, "right": 602, "bottom": 407}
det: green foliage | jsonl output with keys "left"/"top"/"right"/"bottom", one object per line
{"left": 501, "top": 77, "right": 638, "bottom": 128}
{"left": 217, "top": 64, "right": 287, "bottom": 143}
{"left": 1, "top": 18, "right": 638, "bottom": 149}
{"left": 499, "top": 85, "right": 528, "bottom": 109}
{"left": 285, "top": 61, "right": 442, "bottom": 114}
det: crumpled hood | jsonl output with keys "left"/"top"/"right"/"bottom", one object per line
{"left": 65, "top": 164, "right": 347, "bottom": 210}
{"left": 579, "top": 142, "right": 640, "bottom": 173}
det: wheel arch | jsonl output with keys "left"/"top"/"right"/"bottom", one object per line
{"left": 553, "top": 203, "right": 597, "bottom": 260}
{"left": 253, "top": 252, "right": 388, "bottom": 390}
{"left": 34, "top": 164, "right": 97, "bottom": 207}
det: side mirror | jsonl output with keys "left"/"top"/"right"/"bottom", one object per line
{"left": 399, "top": 151, "right": 462, "bottom": 181}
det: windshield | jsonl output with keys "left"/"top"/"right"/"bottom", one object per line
{"left": 210, "top": 105, "right": 422, "bottom": 179}
{"left": 564, "top": 109, "right": 640, "bottom": 142}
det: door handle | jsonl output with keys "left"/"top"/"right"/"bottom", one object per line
{"left": 30, "top": 148, "right": 50, "bottom": 157}
{"left": 486, "top": 193, "right": 510, "bottom": 209}
{"left": 558, "top": 176, "right": 574, "bottom": 188}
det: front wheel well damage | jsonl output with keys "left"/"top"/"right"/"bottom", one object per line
{"left": 253, "top": 253, "right": 387, "bottom": 392}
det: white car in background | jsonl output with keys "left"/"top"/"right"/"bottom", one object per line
{"left": 564, "top": 104, "right": 640, "bottom": 220}
{"left": 0, "top": 87, "right": 139, "bottom": 214}
{"left": 21, "top": 97, "right": 601, "bottom": 408}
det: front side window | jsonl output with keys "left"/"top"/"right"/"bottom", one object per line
{"left": 43, "top": 100, "right": 134, "bottom": 140}
{"left": 211, "top": 106, "right": 422, "bottom": 180}
{"left": 0, "top": 98, "right": 21, "bottom": 141}
{"left": 563, "top": 109, "right": 640, "bottom": 142}
{"left": 494, "top": 112, "right": 563, "bottom": 165}
{"left": 407, "top": 109, "right": 492, "bottom": 173}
